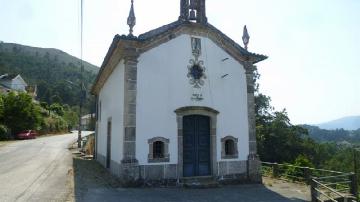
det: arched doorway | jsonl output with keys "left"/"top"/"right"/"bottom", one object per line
{"left": 175, "top": 106, "right": 219, "bottom": 177}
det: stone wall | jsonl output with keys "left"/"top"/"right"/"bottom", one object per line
{"left": 96, "top": 153, "right": 261, "bottom": 187}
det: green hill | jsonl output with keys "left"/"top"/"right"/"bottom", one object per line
{"left": 0, "top": 42, "right": 99, "bottom": 111}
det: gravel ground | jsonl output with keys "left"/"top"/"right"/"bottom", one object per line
{"left": 263, "top": 177, "right": 310, "bottom": 201}
{"left": 0, "top": 133, "right": 80, "bottom": 202}
{"left": 69, "top": 157, "right": 310, "bottom": 202}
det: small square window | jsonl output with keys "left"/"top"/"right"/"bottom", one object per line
{"left": 148, "top": 137, "right": 170, "bottom": 163}
{"left": 221, "top": 136, "right": 238, "bottom": 159}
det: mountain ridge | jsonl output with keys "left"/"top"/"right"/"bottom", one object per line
{"left": 0, "top": 42, "right": 98, "bottom": 112}
{"left": 0, "top": 42, "right": 99, "bottom": 73}
{"left": 316, "top": 116, "right": 360, "bottom": 130}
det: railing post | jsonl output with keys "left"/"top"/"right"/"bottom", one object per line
{"left": 304, "top": 167, "right": 312, "bottom": 185}
{"left": 272, "top": 163, "right": 279, "bottom": 178}
{"left": 310, "top": 178, "right": 318, "bottom": 202}
{"left": 349, "top": 173, "right": 358, "bottom": 202}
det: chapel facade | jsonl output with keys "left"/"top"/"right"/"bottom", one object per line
{"left": 91, "top": 0, "right": 267, "bottom": 186}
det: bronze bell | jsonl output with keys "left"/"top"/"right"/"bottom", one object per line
{"left": 189, "top": 10, "right": 196, "bottom": 20}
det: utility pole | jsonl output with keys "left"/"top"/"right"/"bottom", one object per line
{"left": 78, "top": 0, "right": 84, "bottom": 148}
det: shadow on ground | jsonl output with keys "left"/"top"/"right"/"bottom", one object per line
{"left": 72, "top": 158, "right": 309, "bottom": 202}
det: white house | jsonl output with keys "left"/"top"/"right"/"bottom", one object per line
{"left": 91, "top": 0, "right": 267, "bottom": 186}
{"left": 81, "top": 113, "right": 95, "bottom": 130}
{"left": 0, "top": 74, "right": 28, "bottom": 93}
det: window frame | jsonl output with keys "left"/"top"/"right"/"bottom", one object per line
{"left": 148, "top": 137, "right": 170, "bottom": 163}
{"left": 221, "top": 136, "right": 239, "bottom": 159}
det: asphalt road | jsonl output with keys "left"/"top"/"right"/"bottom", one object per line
{"left": 0, "top": 131, "right": 92, "bottom": 202}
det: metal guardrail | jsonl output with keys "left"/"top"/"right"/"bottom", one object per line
{"left": 262, "top": 162, "right": 358, "bottom": 202}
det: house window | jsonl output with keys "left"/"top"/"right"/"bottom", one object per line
{"left": 148, "top": 137, "right": 170, "bottom": 163}
{"left": 221, "top": 136, "right": 238, "bottom": 159}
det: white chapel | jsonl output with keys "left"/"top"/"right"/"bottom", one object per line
{"left": 91, "top": 0, "right": 267, "bottom": 186}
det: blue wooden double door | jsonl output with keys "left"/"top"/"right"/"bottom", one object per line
{"left": 183, "top": 115, "right": 211, "bottom": 177}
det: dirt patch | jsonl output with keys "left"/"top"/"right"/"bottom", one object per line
{"left": 73, "top": 157, "right": 121, "bottom": 188}
{"left": 67, "top": 151, "right": 121, "bottom": 201}
{"left": 263, "top": 176, "right": 310, "bottom": 201}
{"left": 66, "top": 168, "right": 75, "bottom": 202}
{"left": 0, "top": 140, "right": 16, "bottom": 147}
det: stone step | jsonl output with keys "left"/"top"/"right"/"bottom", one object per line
{"left": 180, "top": 176, "right": 220, "bottom": 188}
{"left": 83, "top": 155, "right": 94, "bottom": 160}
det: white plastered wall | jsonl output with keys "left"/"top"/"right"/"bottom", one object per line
{"left": 97, "top": 60, "right": 125, "bottom": 164}
{"left": 136, "top": 34, "right": 249, "bottom": 165}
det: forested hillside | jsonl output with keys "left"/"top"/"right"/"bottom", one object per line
{"left": 301, "top": 124, "right": 360, "bottom": 143}
{"left": 0, "top": 42, "right": 99, "bottom": 112}
{"left": 254, "top": 71, "right": 359, "bottom": 175}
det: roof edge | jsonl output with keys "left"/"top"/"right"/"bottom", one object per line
{"left": 92, "top": 20, "right": 268, "bottom": 94}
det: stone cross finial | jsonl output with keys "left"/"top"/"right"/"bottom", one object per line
{"left": 127, "top": 0, "right": 136, "bottom": 36}
{"left": 242, "top": 25, "right": 250, "bottom": 50}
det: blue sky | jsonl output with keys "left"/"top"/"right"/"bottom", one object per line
{"left": 0, "top": 0, "right": 359, "bottom": 124}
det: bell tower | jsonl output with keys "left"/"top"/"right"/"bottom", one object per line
{"left": 179, "top": 0, "right": 207, "bottom": 24}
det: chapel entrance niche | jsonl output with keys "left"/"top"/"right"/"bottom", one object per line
{"left": 183, "top": 115, "right": 211, "bottom": 177}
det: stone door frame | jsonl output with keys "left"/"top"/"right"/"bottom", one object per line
{"left": 174, "top": 106, "right": 219, "bottom": 178}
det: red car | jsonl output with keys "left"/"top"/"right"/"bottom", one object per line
{"left": 16, "top": 130, "right": 37, "bottom": 140}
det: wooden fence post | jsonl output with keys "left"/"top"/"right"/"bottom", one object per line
{"left": 349, "top": 173, "right": 358, "bottom": 201}
{"left": 304, "top": 167, "right": 311, "bottom": 185}
{"left": 272, "top": 163, "right": 279, "bottom": 178}
{"left": 310, "top": 178, "right": 318, "bottom": 202}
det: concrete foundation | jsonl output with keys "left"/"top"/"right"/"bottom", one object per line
{"left": 96, "top": 153, "right": 261, "bottom": 187}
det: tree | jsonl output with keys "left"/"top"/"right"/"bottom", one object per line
{"left": 256, "top": 109, "right": 309, "bottom": 163}
{"left": 253, "top": 70, "right": 360, "bottom": 178}
{"left": 0, "top": 124, "right": 8, "bottom": 140}
{"left": 0, "top": 93, "right": 4, "bottom": 121}
{"left": 63, "top": 111, "right": 77, "bottom": 131}
{"left": 254, "top": 71, "right": 312, "bottom": 163}
{"left": 0, "top": 94, "right": 8, "bottom": 140}
{"left": 50, "top": 103, "right": 64, "bottom": 116}
{"left": 51, "top": 94, "right": 62, "bottom": 104}
{"left": 2, "top": 92, "right": 42, "bottom": 136}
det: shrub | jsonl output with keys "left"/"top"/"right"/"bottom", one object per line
{"left": 0, "top": 124, "right": 9, "bottom": 140}
{"left": 2, "top": 92, "right": 42, "bottom": 136}
{"left": 285, "top": 155, "right": 314, "bottom": 182}
{"left": 39, "top": 114, "right": 68, "bottom": 135}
